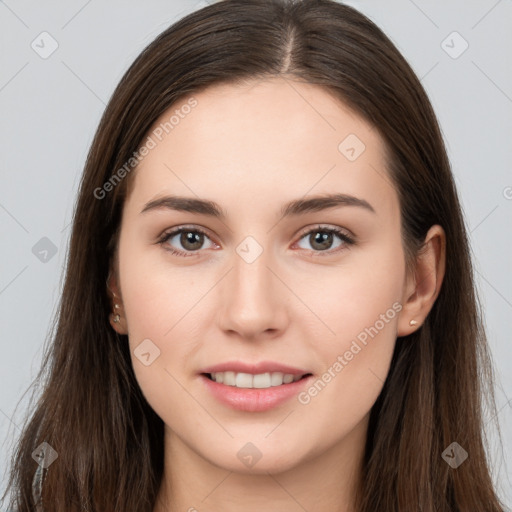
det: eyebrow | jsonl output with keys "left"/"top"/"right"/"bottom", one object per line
{"left": 140, "top": 193, "right": 376, "bottom": 218}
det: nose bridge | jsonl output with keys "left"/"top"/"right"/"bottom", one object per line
{"left": 232, "top": 235, "right": 275, "bottom": 305}
{"left": 218, "top": 234, "right": 287, "bottom": 337}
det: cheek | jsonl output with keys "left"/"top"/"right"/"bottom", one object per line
{"left": 295, "top": 292, "right": 399, "bottom": 453}
{"left": 293, "top": 242, "right": 403, "bottom": 427}
{"left": 295, "top": 237, "right": 404, "bottom": 341}
{"left": 118, "top": 228, "right": 201, "bottom": 339}
{"left": 116, "top": 236, "right": 204, "bottom": 406}
{"left": 120, "top": 267, "right": 206, "bottom": 427}
{"left": 121, "top": 267, "right": 203, "bottom": 363}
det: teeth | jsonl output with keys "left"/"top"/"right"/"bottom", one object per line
{"left": 236, "top": 372, "right": 253, "bottom": 388}
{"left": 209, "top": 371, "right": 303, "bottom": 388}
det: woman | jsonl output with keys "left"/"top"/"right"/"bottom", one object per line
{"left": 3, "top": 0, "right": 506, "bottom": 510}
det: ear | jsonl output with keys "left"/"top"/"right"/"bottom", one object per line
{"left": 107, "top": 267, "right": 128, "bottom": 335}
{"left": 397, "top": 225, "right": 446, "bottom": 337}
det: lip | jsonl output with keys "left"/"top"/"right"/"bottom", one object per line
{"left": 199, "top": 360, "right": 309, "bottom": 376}
{"left": 198, "top": 361, "right": 313, "bottom": 412}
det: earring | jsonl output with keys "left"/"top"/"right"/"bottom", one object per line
{"left": 112, "top": 292, "right": 121, "bottom": 324}
{"left": 409, "top": 319, "right": 418, "bottom": 326}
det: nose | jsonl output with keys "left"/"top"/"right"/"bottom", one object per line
{"left": 216, "top": 243, "right": 289, "bottom": 341}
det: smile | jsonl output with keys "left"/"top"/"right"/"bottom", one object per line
{"left": 200, "top": 372, "right": 314, "bottom": 412}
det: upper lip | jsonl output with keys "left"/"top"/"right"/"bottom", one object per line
{"left": 200, "top": 361, "right": 311, "bottom": 376}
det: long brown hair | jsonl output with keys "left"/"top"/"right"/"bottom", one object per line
{"left": 3, "top": 0, "right": 506, "bottom": 510}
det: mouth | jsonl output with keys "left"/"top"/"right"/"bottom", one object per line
{"left": 201, "top": 371, "right": 313, "bottom": 389}
{"left": 199, "top": 370, "right": 315, "bottom": 412}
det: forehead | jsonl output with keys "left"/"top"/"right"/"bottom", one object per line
{"left": 127, "top": 77, "right": 398, "bottom": 221}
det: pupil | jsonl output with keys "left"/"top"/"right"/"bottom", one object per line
{"left": 181, "top": 231, "right": 203, "bottom": 250}
{"left": 312, "top": 231, "right": 332, "bottom": 250}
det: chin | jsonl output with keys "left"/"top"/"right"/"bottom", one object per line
{"left": 199, "top": 437, "right": 311, "bottom": 475}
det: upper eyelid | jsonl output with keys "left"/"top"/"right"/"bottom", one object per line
{"left": 295, "top": 224, "right": 353, "bottom": 239}
{"left": 161, "top": 224, "right": 214, "bottom": 238}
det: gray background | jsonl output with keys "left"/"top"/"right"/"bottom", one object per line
{"left": 1, "top": 0, "right": 511, "bottom": 508}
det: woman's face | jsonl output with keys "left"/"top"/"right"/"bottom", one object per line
{"left": 113, "top": 77, "right": 413, "bottom": 474}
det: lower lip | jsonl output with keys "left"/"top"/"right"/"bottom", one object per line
{"left": 199, "top": 374, "right": 313, "bottom": 412}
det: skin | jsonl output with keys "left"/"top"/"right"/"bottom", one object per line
{"left": 107, "top": 77, "right": 445, "bottom": 512}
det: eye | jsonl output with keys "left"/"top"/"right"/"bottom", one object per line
{"left": 157, "top": 224, "right": 355, "bottom": 258}
{"left": 157, "top": 226, "right": 217, "bottom": 257}
{"left": 294, "top": 225, "right": 355, "bottom": 255}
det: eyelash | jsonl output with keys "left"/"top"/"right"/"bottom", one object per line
{"left": 156, "top": 225, "right": 355, "bottom": 258}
